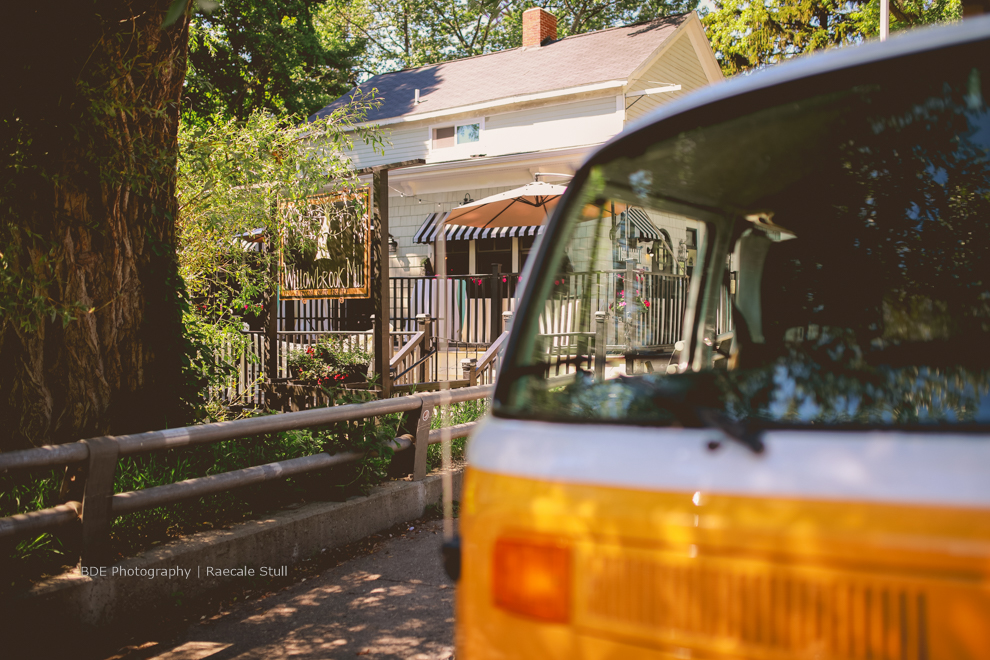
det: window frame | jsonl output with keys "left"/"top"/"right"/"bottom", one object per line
{"left": 428, "top": 117, "right": 486, "bottom": 157}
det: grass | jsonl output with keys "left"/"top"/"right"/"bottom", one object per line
{"left": 0, "top": 393, "right": 488, "bottom": 591}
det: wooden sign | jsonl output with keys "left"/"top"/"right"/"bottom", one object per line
{"left": 279, "top": 188, "right": 371, "bottom": 299}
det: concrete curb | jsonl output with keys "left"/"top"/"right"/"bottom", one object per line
{"left": 2, "top": 467, "right": 463, "bottom": 634}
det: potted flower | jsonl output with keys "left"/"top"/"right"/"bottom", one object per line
{"left": 610, "top": 290, "right": 650, "bottom": 317}
{"left": 287, "top": 337, "right": 372, "bottom": 386}
{"left": 286, "top": 346, "right": 319, "bottom": 381}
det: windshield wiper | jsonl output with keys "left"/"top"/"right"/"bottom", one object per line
{"left": 695, "top": 408, "right": 765, "bottom": 454}
{"left": 633, "top": 376, "right": 766, "bottom": 454}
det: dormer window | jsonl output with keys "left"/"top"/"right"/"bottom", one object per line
{"left": 432, "top": 121, "right": 481, "bottom": 150}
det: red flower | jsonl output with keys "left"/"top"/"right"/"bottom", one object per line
{"left": 644, "top": 300, "right": 650, "bottom": 307}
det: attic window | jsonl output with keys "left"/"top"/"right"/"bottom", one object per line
{"left": 456, "top": 123, "right": 480, "bottom": 144}
{"left": 433, "top": 122, "right": 480, "bottom": 149}
{"left": 433, "top": 126, "right": 455, "bottom": 149}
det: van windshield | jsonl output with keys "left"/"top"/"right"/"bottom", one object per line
{"left": 501, "top": 56, "right": 990, "bottom": 429}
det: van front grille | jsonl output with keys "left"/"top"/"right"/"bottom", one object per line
{"left": 581, "top": 550, "right": 929, "bottom": 660}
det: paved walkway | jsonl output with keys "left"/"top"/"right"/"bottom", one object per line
{"left": 114, "top": 520, "right": 455, "bottom": 660}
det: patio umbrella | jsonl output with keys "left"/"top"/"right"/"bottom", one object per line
{"left": 444, "top": 181, "right": 567, "bottom": 228}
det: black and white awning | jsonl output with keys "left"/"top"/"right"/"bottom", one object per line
{"left": 413, "top": 212, "right": 546, "bottom": 244}
{"left": 625, "top": 208, "right": 665, "bottom": 241}
{"left": 413, "top": 208, "right": 663, "bottom": 244}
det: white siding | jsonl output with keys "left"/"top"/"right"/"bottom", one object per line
{"left": 625, "top": 34, "right": 710, "bottom": 125}
{"left": 483, "top": 96, "right": 622, "bottom": 156}
{"left": 344, "top": 95, "right": 622, "bottom": 170}
{"left": 345, "top": 124, "right": 428, "bottom": 170}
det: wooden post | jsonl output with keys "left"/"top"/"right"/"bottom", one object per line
{"left": 625, "top": 258, "right": 636, "bottom": 376}
{"left": 265, "top": 258, "right": 279, "bottom": 384}
{"left": 461, "top": 358, "right": 478, "bottom": 386}
{"left": 490, "top": 263, "right": 502, "bottom": 343}
{"left": 80, "top": 436, "right": 119, "bottom": 567}
{"left": 353, "top": 159, "right": 423, "bottom": 397}
{"left": 372, "top": 169, "right": 392, "bottom": 399}
{"left": 416, "top": 314, "right": 431, "bottom": 383}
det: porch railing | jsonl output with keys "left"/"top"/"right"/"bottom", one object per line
{"left": 212, "top": 266, "right": 706, "bottom": 405}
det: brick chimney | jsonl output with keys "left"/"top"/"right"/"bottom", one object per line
{"left": 522, "top": 8, "right": 557, "bottom": 48}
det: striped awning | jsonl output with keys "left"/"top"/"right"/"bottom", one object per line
{"left": 626, "top": 208, "right": 665, "bottom": 241}
{"left": 413, "top": 212, "right": 546, "bottom": 244}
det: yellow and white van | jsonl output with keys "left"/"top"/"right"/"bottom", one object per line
{"left": 457, "top": 16, "right": 990, "bottom": 660}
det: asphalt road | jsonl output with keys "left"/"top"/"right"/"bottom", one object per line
{"left": 110, "top": 519, "right": 456, "bottom": 660}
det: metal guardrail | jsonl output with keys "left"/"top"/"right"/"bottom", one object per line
{"left": 0, "top": 385, "right": 492, "bottom": 565}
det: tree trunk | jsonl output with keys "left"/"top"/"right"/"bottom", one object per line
{"left": 0, "top": 2, "right": 192, "bottom": 450}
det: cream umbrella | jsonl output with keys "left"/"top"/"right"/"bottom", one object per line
{"left": 444, "top": 181, "right": 567, "bottom": 228}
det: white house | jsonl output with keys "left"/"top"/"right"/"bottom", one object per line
{"left": 312, "top": 8, "right": 723, "bottom": 279}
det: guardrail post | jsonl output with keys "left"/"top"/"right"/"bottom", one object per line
{"left": 397, "top": 397, "right": 432, "bottom": 481}
{"left": 461, "top": 358, "right": 478, "bottom": 387}
{"left": 80, "top": 436, "right": 119, "bottom": 567}
{"left": 595, "top": 311, "right": 608, "bottom": 381}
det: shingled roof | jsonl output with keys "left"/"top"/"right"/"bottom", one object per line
{"left": 311, "top": 14, "right": 690, "bottom": 124}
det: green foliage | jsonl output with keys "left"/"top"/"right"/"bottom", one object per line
{"left": 702, "top": 0, "right": 961, "bottom": 76}
{"left": 176, "top": 101, "right": 384, "bottom": 399}
{"left": 426, "top": 398, "right": 489, "bottom": 469}
{"left": 321, "top": 0, "right": 698, "bottom": 76}
{"left": 0, "top": 469, "right": 67, "bottom": 572}
{"left": 185, "top": 0, "right": 365, "bottom": 122}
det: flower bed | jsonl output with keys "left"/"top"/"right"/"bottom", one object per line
{"left": 286, "top": 336, "right": 372, "bottom": 388}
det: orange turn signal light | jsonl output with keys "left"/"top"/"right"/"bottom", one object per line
{"left": 492, "top": 537, "right": 571, "bottom": 623}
